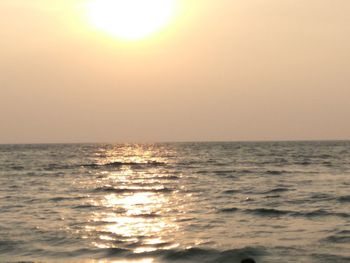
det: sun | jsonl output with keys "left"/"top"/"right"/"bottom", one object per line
{"left": 85, "top": 0, "right": 176, "bottom": 40}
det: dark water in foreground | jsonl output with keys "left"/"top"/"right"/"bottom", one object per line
{"left": 0, "top": 141, "right": 349, "bottom": 263}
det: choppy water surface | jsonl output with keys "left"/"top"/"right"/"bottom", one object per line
{"left": 0, "top": 142, "right": 349, "bottom": 263}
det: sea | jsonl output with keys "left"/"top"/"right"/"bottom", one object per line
{"left": 0, "top": 141, "right": 349, "bottom": 263}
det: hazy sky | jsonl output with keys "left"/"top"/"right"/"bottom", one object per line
{"left": 1, "top": 0, "right": 349, "bottom": 143}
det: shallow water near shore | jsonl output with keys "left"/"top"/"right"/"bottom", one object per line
{"left": 0, "top": 141, "right": 349, "bottom": 262}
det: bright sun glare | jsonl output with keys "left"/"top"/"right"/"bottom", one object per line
{"left": 85, "top": 0, "right": 176, "bottom": 40}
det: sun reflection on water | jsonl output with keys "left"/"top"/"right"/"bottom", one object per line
{"left": 93, "top": 144, "right": 169, "bottom": 166}
{"left": 84, "top": 145, "right": 180, "bottom": 257}
{"left": 89, "top": 191, "right": 179, "bottom": 252}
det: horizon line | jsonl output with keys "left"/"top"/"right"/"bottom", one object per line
{"left": 0, "top": 139, "right": 349, "bottom": 146}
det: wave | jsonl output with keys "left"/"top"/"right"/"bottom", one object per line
{"left": 265, "top": 170, "right": 285, "bottom": 175}
{"left": 219, "top": 207, "right": 289, "bottom": 216}
{"left": 262, "top": 187, "right": 290, "bottom": 194}
{"left": 310, "top": 193, "right": 333, "bottom": 200}
{"left": 219, "top": 207, "right": 350, "bottom": 218}
{"left": 323, "top": 230, "right": 350, "bottom": 244}
{"left": 296, "top": 161, "right": 312, "bottom": 166}
{"left": 17, "top": 245, "right": 350, "bottom": 263}
{"left": 5, "top": 245, "right": 263, "bottom": 263}
{"left": 83, "top": 161, "right": 166, "bottom": 169}
{"left": 238, "top": 169, "right": 256, "bottom": 174}
{"left": 301, "top": 209, "right": 350, "bottom": 218}
{"left": 311, "top": 253, "right": 350, "bottom": 263}
{"left": 94, "top": 246, "right": 263, "bottom": 263}
{"left": 338, "top": 195, "right": 350, "bottom": 202}
{"left": 43, "top": 163, "right": 75, "bottom": 171}
{"left": 247, "top": 208, "right": 290, "bottom": 216}
{"left": 8, "top": 160, "right": 167, "bottom": 172}
{"left": 213, "top": 170, "right": 238, "bottom": 178}
{"left": 129, "top": 212, "right": 162, "bottom": 218}
{"left": 136, "top": 175, "right": 180, "bottom": 181}
{"left": 8, "top": 165, "right": 25, "bottom": 171}
{"left": 264, "top": 195, "right": 281, "bottom": 199}
{"left": 198, "top": 169, "right": 255, "bottom": 175}
{"left": 73, "top": 204, "right": 100, "bottom": 209}
{"left": 0, "top": 240, "right": 25, "bottom": 254}
{"left": 163, "top": 247, "right": 262, "bottom": 263}
{"left": 156, "top": 175, "right": 180, "bottom": 180}
{"left": 223, "top": 189, "right": 240, "bottom": 194}
{"left": 49, "top": 196, "right": 86, "bottom": 202}
{"left": 322, "top": 161, "right": 333, "bottom": 167}
{"left": 94, "top": 185, "right": 174, "bottom": 194}
{"left": 214, "top": 170, "right": 236, "bottom": 174}
{"left": 199, "top": 169, "right": 293, "bottom": 177}
{"left": 221, "top": 207, "right": 240, "bottom": 213}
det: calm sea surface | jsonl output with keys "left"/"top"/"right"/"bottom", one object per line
{"left": 0, "top": 142, "right": 349, "bottom": 263}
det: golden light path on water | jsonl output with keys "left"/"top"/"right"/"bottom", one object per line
{"left": 94, "top": 192, "right": 179, "bottom": 252}
{"left": 81, "top": 145, "right": 187, "bottom": 262}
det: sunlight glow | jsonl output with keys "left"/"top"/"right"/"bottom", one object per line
{"left": 85, "top": 0, "right": 176, "bottom": 40}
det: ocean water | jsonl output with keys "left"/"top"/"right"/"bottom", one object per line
{"left": 0, "top": 141, "right": 349, "bottom": 263}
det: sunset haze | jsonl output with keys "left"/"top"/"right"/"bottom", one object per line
{"left": 1, "top": 0, "right": 349, "bottom": 143}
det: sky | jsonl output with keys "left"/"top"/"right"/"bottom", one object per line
{"left": 1, "top": 0, "right": 349, "bottom": 143}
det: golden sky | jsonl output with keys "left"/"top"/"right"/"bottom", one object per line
{"left": 1, "top": 0, "right": 349, "bottom": 143}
